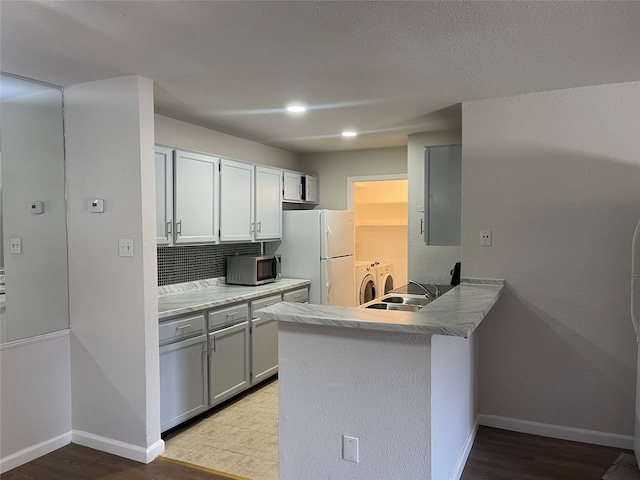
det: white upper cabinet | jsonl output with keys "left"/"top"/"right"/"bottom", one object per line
{"left": 155, "top": 146, "right": 174, "bottom": 245}
{"left": 283, "top": 170, "right": 319, "bottom": 204}
{"left": 174, "top": 150, "right": 219, "bottom": 244}
{"left": 283, "top": 171, "right": 303, "bottom": 202}
{"left": 304, "top": 174, "right": 318, "bottom": 203}
{"left": 255, "top": 166, "right": 283, "bottom": 241}
{"left": 220, "top": 159, "right": 255, "bottom": 242}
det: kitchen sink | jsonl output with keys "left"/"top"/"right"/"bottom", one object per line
{"left": 362, "top": 293, "right": 430, "bottom": 312}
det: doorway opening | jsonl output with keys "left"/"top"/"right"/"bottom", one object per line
{"left": 348, "top": 175, "right": 408, "bottom": 294}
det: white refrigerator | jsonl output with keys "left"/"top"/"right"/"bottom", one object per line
{"left": 272, "top": 210, "right": 355, "bottom": 307}
{"left": 632, "top": 219, "right": 640, "bottom": 465}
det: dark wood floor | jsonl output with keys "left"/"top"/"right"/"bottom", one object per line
{"left": 1, "top": 426, "right": 632, "bottom": 480}
{"left": 0, "top": 443, "right": 237, "bottom": 480}
{"left": 461, "top": 426, "right": 632, "bottom": 480}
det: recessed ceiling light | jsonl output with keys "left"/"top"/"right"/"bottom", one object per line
{"left": 342, "top": 131, "right": 358, "bottom": 137}
{"left": 286, "top": 105, "right": 306, "bottom": 113}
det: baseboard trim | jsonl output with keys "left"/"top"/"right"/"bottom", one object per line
{"left": 451, "top": 417, "right": 480, "bottom": 480}
{"left": 72, "top": 430, "right": 165, "bottom": 464}
{"left": 0, "top": 431, "right": 71, "bottom": 474}
{"left": 478, "top": 414, "right": 634, "bottom": 449}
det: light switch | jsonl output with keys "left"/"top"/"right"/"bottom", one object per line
{"left": 119, "top": 238, "right": 133, "bottom": 257}
{"left": 10, "top": 238, "right": 22, "bottom": 254}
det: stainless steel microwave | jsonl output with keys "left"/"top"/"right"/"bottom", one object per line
{"left": 226, "top": 254, "right": 281, "bottom": 286}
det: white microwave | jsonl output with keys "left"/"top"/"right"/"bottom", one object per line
{"left": 226, "top": 254, "right": 281, "bottom": 286}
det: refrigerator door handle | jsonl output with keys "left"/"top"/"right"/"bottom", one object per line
{"left": 325, "top": 224, "right": 332, "bottom": 259}
{"left": 326, "top": 258, "right": 332, "bottom": 304}
{"left": 631, "top": 219, "right": 640, "bottom": 342}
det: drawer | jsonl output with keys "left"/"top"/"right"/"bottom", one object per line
{"left": 282, "top": 287, "right": 308, "bottom": 303}
{"left": 208, "top": 303, "right": 249, "bottom": 331}
{"left": 251, "top": 294, "right": 282, "bottom": 318}
{"left": 159, "top": 313, "right": 205, "bottom": 345}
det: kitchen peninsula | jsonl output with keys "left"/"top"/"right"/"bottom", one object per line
{"left": 255, "top": 278, "right": 503, "bottom": 480}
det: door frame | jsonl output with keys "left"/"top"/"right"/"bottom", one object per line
{"left": 346, "top": 173, "right": 408, "bottom": 210}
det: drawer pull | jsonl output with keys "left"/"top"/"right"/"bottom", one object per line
{"left": 176, "top": 324, "right": 191, "bottom": 331}
{"left": 226, "top": 312, "right": 238, "bottom": 318}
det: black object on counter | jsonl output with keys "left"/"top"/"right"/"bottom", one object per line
{"left": 450, "top": 262, "right": 461, "bottom": 286}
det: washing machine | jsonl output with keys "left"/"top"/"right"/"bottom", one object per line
{"left": 355, "top": 261, "right": 377, "bottom": 305}
{"left": 375, "top": 263, "right": 395, "bottom": 297}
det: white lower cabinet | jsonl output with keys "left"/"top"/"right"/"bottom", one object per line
{"left": 159, "top": 333, "right": 208, "bottom": 432}
{"left": 159, "top": 285, "right": 308, "bottom": 431}
{"left": 208, "top": 321, "right": 250, "bottom": 406}
{"left": 250, "top": 294, "right": 282, "bottom": 385}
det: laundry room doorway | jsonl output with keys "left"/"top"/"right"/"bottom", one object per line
{"left": 348, "top": 175, "right": 408, "bottom": 294}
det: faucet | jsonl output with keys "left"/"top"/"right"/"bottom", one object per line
{"left": 408, "top": 281, "right": 440, "bottom": 301}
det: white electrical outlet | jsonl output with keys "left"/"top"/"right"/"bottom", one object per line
{"left": 119, "top": 238, "right": 134, "bottom": 257}
{"left": 342, "top": 435, "right": 359, "bottom": 463}
{"left": 480, "top": 230, "right": 492, "bottom": 246}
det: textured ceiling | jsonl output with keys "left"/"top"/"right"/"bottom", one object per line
{"left": 1, "top": 1, "right": 639, "bottom": 153}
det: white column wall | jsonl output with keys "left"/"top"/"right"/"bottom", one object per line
{"left": 65, "top": 76, "right": 161, "bottom": 460}
{"left": 278, "top": 322, "right": 432, "bottom": 480}
{"left": 462, "top": 82, "right": 640, "bottom": 442}
{"left": 0, "top": 332, "right": 71, "bottom": 473}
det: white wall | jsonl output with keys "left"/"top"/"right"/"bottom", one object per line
{"left": 300, "top": 147, "right": 407, "bottom": 210}
{"left": 0, "top": 332, "right": 71, "bottom": 473}
{"left": 65, "top": 76, "right": 162, "bottom": 461}
{"left": 431, "top": 334, "right": 476, "bottom": 480}
{"left": 463, "top": 82, "right": 640, "bottom": 441}
{"left": 155, "top": 115, "right": 299, "bottom": 170}
{"left": 1, "top": 85, "right": 69, "bottom": 342}
{"left": 278, "top": 322, "right": 432, "bottom": 479}
{"left": 408, "top": 131, "right": 461, "bottom": 285}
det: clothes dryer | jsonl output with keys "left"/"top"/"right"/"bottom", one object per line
{"left": 375, "top": 262, "right": 395, "bottom": 297}
{"left": 355, "top": 261, "right": 377, "bottom": 305}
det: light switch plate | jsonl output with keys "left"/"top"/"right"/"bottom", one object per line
{"left": 342, "top": 435, "right": 359, "bottom": 463}
{"left": 119, "top": 238, "right": 133, "bottom": 257}
{"left": 10, "top": 238, "right": 22, "bottom": 254}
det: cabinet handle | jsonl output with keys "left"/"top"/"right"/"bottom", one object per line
{"left": 250, "top": 222, "right": 254, "bottom": 234}
{"left": 176, "top": 220, "right": 182, "bottom": 236}
{"left": 166, "top": 220, "right": 172, "bottom": 236}
{"left": 298, "top": 183, "right": 302, "bottom": 197}
{"left": 226, "top": 312, "right": 238, "bottom": 318}
{"left": 257, "top": 221, "right": 262, "bottom": 233}
{"left": 420, "top": 218, "right": 424, "bottom": 235}
{"left": 211, "top": 337, "right": 216, "bottom": 352}
{"left": 176, "top": 324, "right": 191, "bottom": 331}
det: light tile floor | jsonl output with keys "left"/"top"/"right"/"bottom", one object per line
{"left": 162, "top": 379, "right": 279, "bottom": 480}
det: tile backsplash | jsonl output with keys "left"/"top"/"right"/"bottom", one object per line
{"left": 158, "top": 243, "right": 261, "bottom": 286}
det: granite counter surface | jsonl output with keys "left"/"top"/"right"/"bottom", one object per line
{"left": 254, "top": 278, "right": 504, "bottom": 337}
{"left": 158, "top": 278, "right": 311, "bottom": 320}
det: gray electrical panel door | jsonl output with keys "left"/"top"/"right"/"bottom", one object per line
{"left": 424, "top": 144, "right": 462, "bottom": 245}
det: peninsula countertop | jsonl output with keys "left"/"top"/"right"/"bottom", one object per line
{"left": 254, "top": 278, "right": 504, "bottom": 337}
{"left": 158, "top": 278, "right": 311, "bottom": 320}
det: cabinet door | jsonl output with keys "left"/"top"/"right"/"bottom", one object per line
{"left": 208, "top": 321, "right": 250, "bottom": 406}
{"left": 220, "top": 159, "right": 254, "bottom": 242}
{"left": 424, "top": 144, "right": 461, "bottom": 246}
{"left": 174, "top": 150, "right": 219, "bottom": 244}
{"left": 304, "top": 174, "right": 318, "bottom": 203}
{"left": 255, "top": 166, "right": 282, "bottom": 240}
{"left": 283, "top": 171, "right": 302, "bottom": 201}
{"left": 155, "top": 146, "right": 174, "bottom": 246}
{"left": 251, "top": 317, "right": 279, "bottom": 385}
{"left": 160, "top": 335, "right": 208, "bottom": 432}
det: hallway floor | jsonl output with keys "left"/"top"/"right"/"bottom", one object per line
{"left": 162, "top": 379, "right": 278, "bottom": 480}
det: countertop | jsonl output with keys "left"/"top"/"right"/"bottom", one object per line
{"left": 254, "top": 278, "right": 504, "bottom": 337}
{"left": 158, "top": 278, "right": 311, "bottom": 320}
